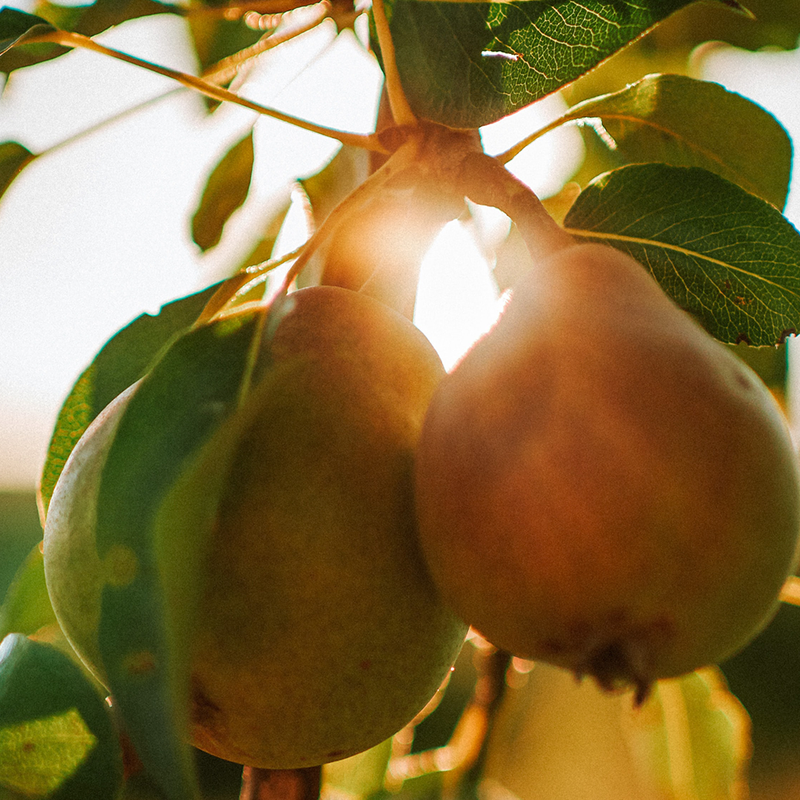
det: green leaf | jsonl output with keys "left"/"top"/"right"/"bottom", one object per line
{"left": 187, "top": 13, "right": 264, "bottom": 76}
{"left": 0, "top": 7, "right": 55, "bottom": 55}
{"left": 0, "top": 142, "right": 35, "bottom": 202}
{"left": 563, "top": 163, "right": 800, "bottom": 346}
{"left": 39, "top": 281, "right": 222, "bottom": 517}
{"left": 389, "top": 0, "right": 699, "bottom": 128}
{"left": 0, "top": 0, "right": 178, "bottom": 73}
{"left": 91, "top": 308, "right": 266, "bottom": 800}
{"left": 547, "top": 74, "right": 792, "bottom": 210}
{"left": 0, "top": 546, "right": 57, "bottom": 641}
{"left": 192, "top": 132, "right": 255, "bottom": 252}
{"left": 625, "top": 668, "right": 750, "bottom": 800}
{"left": 0, "top": 634, "right": 123, "bottom": 800}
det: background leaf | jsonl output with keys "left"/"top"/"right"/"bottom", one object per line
{"left": 191, "top": 131, "right": 255, "bottom": 252}
{"left": 541, "top": 74, "right": 792, "bottom": 210}
{"left": 389, "top": 0, "right": 699, "bottom": 128}
{"left": 0, "top": 634, "right": 123, "bottom": 800}
{"left": 624, "top": 668, "right": 751, "bottom": 800}
{"left": 0, "top": 546, "right": 57, "bottom": 641}
{"left": 0, "top": 7, "right": 54, "bottom": 53}
{"left": 563, "top": 163, "right": 800, "bottom": 346}
{"left": 0, "top": 0, "right": 176, "bottom": 73}
{"left": 0, "top": 143, "right": 35, "bottom": 202}
{"left": 38, "top": 281, "right": 221, "bottom": 518}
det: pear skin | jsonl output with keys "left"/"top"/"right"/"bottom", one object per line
{"left": 45, "top": 285, "right": 467, "bottom": 768}
{"left": 414, "top": 243, "right": 800, "bottom": 700}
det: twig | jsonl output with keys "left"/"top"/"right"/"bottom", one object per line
{"left": 29, "top": 30, "right": 387, "bottom": 153}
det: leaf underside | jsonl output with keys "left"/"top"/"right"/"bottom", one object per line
{"left": 564, "top": 163, "right": 800, "bottom": 347}
{"left": 390, "top": 0, "right": 699, "bottom": 128}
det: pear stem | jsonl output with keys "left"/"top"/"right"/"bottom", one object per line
{"left": 240, "top": 766, "right": 321, "bottom": 800}
{"left": 458, "top": 152, "right": 574, "bottom": 261}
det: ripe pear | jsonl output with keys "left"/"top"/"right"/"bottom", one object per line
{"left": 414, "top": 242, "right": 800, "bottom": 700}
{"left": 44, "top": 285, "right": 467, "bottom": 768}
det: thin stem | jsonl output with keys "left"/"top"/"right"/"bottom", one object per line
{"left": 203, "top": 1, "right": 331, "bottom": 86}
{"left": 30, "top": 30, "right": 387, "bottom": 153}
{"left": 188, "top": 0, "right": 323, "bottom": 18}
{"left": 196, "top": 245, "right": 306, "bottom": 324}
{"left": 371, "top": 0, "right": 416, "bottom": 127}
{"left": 494, "top": 114, "right": 570, "bottom": 165}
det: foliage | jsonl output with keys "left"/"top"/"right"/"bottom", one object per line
{"left": 1, "top": 0, "right": 800, "bottom": 799}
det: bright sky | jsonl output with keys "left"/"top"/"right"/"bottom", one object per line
{"left": 0, "top": 12, "right": 798, "bottom": 489}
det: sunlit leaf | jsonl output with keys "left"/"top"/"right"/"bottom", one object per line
{"left": 0, "top": 546, "right": 57, "bottom": 641}
{"left": 0, "top": 709, "right": 95, "bottom": 796}
{"left": 91, "top": 308, "right": 268, "bottom": 800}
{"left": 0, "top": 634, "right": 122, "bottom": 800}
{"left": 38, "top": 281, "right": 222, "bottom": 518}
{"left": 192, "top": 131, "right": 255, "bottom": 252}
{"left": 543, "top": 74, "right": 792, "bottom": 210}
{"left": 624, "top": 668, "right": 750, "bottom": 800}
{"left": 389, "top": 0, "right": 702, "bottom": 128}
{"left": 0, "top": 142, "right": 35, "bottom": 201}
{"left": 563, "top": 163, "right": 800, "bottom": 346}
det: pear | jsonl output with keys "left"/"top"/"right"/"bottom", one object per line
{"left": 413, "top": 242, "right": 800, "bottom": 700}
{"left": 45, "top": 285, "right": 467, "bottom": 768}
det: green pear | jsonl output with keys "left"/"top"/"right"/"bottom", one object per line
{"left": 414, "top": 242, "right": 800, "bottom": 700}
{"left": 44, "top": 285, "right": 467, "bottom": 768}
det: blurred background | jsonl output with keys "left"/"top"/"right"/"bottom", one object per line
{"left": 3, "top": 1, "right": 800, "bottom": 797}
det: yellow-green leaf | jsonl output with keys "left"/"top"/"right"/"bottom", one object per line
{"left": 0, "top": 708, "right": 96, "bottom": 797}
{"left": 623, "top": 668, "right": 751, "bottom": 800}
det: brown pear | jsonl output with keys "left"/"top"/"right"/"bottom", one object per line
{"left": 414, "top": 242, "right": 800, "bottom": 699}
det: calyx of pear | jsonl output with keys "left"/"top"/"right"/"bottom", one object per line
{"left": 44, "top": 285, "right": 467, "bottom": 768}
{"left": 414, "top": 240, "right": 800, "bottom": 701}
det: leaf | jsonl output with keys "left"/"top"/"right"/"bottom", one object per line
{"left": 0, "top": 545, "right": 57, "bottom": 641}
{"left": 192, "top": 132, "right": 255, "bottom": 252}
{"left": 563, "top": 163, "right": 800, "bottom": 346}
{"left": 624, "top": 668, "right": 750, "bottom": 800}
{"left": 90, "top": 308, "right": 267, "bottom": 800}
{"left": 389, "top": 0, "right": 700, "bottom": 128}
{"left": 0, "top": 0, "right": 178, "bottom": 73}
{"left": 0, "top": 634, "right": 123, "bottom": 800}
{"left": 0, "top": 7, "right": 55, "bottom": 54}
{"left": 38, "top": 281, "right": 222, "bottom": 518}
{"left": 0, "top": 142, "right": 35, "bottom": 201}
{"left": 549, "top": 74, "right": 792, "bottom": 210}
{"left": 188, "top": 13, "right": 264, "bottom": 75}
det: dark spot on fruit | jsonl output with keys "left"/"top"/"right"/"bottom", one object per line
{"left": 123, "top": 650, "right": 157, "bottom": 676}
{"left": 22, "top": 741, "right": 35, "bottom": 753}
{"left": 359, "top": 659, "right": 372, "bottom": 671}
{"left": 191, "top": 675, "right": 221, "bottom": 728}
{"left": 326, "top": 750, "right": 347, "bottom": 759}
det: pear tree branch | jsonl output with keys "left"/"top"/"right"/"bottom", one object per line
{"left": 28, "top": 30, "right": 388, "bottom": 153}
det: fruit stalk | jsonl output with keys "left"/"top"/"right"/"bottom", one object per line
{"left": 240, "top": 766, "right": 321, "bottom": 800}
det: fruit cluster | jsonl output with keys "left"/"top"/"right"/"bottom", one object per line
{"left": 42, "top": 166, "right": 800, "bottom": 773}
